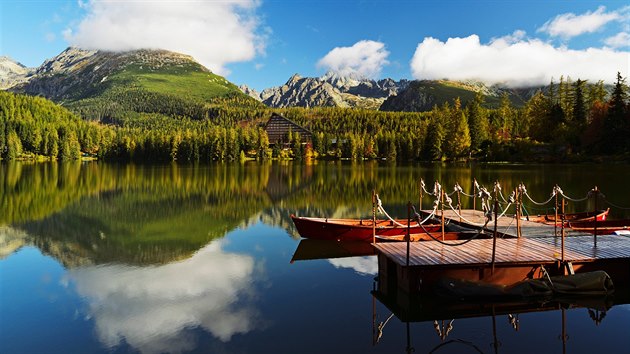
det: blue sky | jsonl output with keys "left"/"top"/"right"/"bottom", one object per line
{"left": 2, "top": 0, "right": 629, "bottom": 90}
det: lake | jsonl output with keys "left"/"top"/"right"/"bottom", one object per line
{"left": 1, "top": 161, "right": 629, "bottom": 354}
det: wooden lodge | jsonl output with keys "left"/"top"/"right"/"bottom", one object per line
{"left": 264, "top": 113, "right": 312, "bottom": 145}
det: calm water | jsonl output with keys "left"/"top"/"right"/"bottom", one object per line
{"left": 1, "top": 161, "right": 629, "bottom": 354}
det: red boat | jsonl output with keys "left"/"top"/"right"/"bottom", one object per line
{"left": 525, "top": 209, "right": 609, "bottom": 225}
{"left": 569, "top": 219, "right": 630, "bottom": 234}
{"left": 290, "top": 215, "right": 442, "bottom": 242}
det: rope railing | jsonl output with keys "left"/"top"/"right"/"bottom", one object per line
{"left": 559, "top": 185, "right": 590, "bottom": 202}
{"left": 602, "top": 196, "right": 630, "bottom": 210}
{"left": 411, "top": 206, "right": 491, "bottom": 247}
{"left": 424, "top": 181, "right": 626, "bottom": 212}
{"left": 376, "top": 194, "right": 438, "bottom": 227}
{"left": 420, "top": 179, "right": 436, "bottom": 196}
{"left": 446, "top": 199, "right": 513, "bottom": 226}
{"left": 417, "top": 180, "right": 629, "bottom": 226}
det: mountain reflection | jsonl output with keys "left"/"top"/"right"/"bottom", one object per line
{"left": 4, "top": 161, "right": 630, "bottom": 265}
{"left": 66, "top": 239, "right": 260, "bottom": 354}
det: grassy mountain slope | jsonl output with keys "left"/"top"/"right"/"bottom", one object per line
{"left": 15, "top": 48, "right": 263, "bottom": 122}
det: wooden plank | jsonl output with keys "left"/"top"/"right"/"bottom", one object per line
{"left": 373, "top": 233, "right": 630, "bottom": 268}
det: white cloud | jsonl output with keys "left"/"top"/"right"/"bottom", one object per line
{"left": 605, "top": 32, "right": 630, "bottom": 48}
{"left": 64, "top": 0, "right": 264, "bottom": 75}
{"left": 328, "top": 256, "right": 377, "bottom": 276}
{"left": 67, "top": 240, "right": 261, "bottom": 354}
{"left": 410, "top": 34, "right": 629, "bottom": 87}
{"left": 317, "top": 40, "right": 389, "bottom": 79}
{"left": 538, "top": 6, "right": 627, "bottom": 39}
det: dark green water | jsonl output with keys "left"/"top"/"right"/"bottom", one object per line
{"left": 1, "top": 161, "right": 629, "bottom": 354}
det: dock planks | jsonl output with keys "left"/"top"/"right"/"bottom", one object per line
{"left": 429, "top": 208, "right": 597, "bottom": 238}
{"left": 374, "top": 234, "right": 630, "bottom": 268}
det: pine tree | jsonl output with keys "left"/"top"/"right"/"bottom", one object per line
{"left": 467, "top": 92, "right": 489, "bottom": 150}
{"left": 6, "top": 130, "right": 22, "bottom": 160}
{"left": 601, "top": 72, "right": 629, "bottom": 152}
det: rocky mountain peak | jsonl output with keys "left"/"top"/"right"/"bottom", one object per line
{"left": 0, "top": 56, "right": 33, "bottom": 90}
{"left": 287, "top": 73, "right": 303, "bottom": 85}
{"left": 320, "top": 71, "right": 366, "bottom": 89}
{"left": 260, "top": 72, "right": 409, "bottom": 109}
{"left": 36, "top": 47, "right": 98, "bottom": 75}
{"left": 238, "top": 84, "right": 261, "bottom": 101}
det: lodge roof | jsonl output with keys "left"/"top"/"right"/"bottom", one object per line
{"left": 264, "top": 113, "right": 312, "bottom": 144}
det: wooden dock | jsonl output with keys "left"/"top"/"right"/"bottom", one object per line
{"left": 428, "top": 208, "right": 598, "bottom": 238}
{"left": 375, "top": 209, "right": 630, "bottom": 295}
{"left": 374, "top": 235, "right": 630, "bottom": 268}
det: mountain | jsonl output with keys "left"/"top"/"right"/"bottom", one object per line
{"left": 380, "top": 80, "right": 538, "bottom": 112}
{"left": 238, "top": 84, "right": 262, "bottom": 101}
{"left": 9, "top": 47, "right": 261, "bottom": 120}
{"left": 259, "top": 72, "right": 409, "bottom": 110}
{"left": 0, "top": 56, "right": 33, "bottom": 90}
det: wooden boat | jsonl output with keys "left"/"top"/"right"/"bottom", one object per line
{"left": 525, "top": 209, "right": 609, "bottom": 225}
{"left": 569, "top": 219, "right": 630, "bottom": 234}
{"left": 290, "top": 214, "right": 442, "bottom": 242}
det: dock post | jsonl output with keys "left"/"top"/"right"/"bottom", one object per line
{"left": 593, "top": 186, "right": 599, "bottom": 248}
{"left": 554, "top": 186, "right": 559, "bottom": 237}
{"left": 407, "top": 202, "right": 411, "bottom": 267}
{"left": 473, "top": 179, "right": 477, "bottom": 211}
{"left": 456, "top": 183, "right": 462, "bottom": 222}
{"left": 561, "top": 194, "right": 565, "bottom": 263}
{"left": 515, "top": 186, "right": 521, "bottom": 238}
{"left": 419, "top": 179, "right": 423, "bottom": 212}
{"left": 372, "top": 190, "right": 376, "bottom": 244}
{"left": 491, "top": 183, "right": 499, "bottom": 274}
{"left": 441, "top": 185, "right": 445, "bottom": 241}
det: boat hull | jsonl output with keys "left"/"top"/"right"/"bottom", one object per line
{"left": 291, "top": 215, "right": 441, "bottom": 242}
{"left": 526, "top": 209, "right": 609, "bottom": 225}
{"left": 569, "top": 219, "right": 630, "bottom": 234}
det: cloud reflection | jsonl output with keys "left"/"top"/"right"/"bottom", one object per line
{"left": 328, "top": 256, "right": 377, "bottom": 276}
{"left": 67, "top": 240, "right": 260, "bottom": 353}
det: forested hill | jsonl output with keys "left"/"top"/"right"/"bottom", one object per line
{"left": 380, "top": 80, "right": 536, "bottom": 112}
{"left": 11, "top": 47, "right": 264, "bottom": 122}
{"left": 0, "top": 90, "right": 102, "bottom": 160}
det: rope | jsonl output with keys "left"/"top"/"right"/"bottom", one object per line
{"left": 376, "top": 194, "right": 438, "bottom": 227}
{"left": 559, "top": 186, "right": 589, "bottom": 202}
{"left": 497, "top": 208, "right": 517, "bottom": 236}
{"left": 498, "top": 187, "right": 509, "bottom": 204}
{"left": 454, "top": 182, "right": 476, "bottom": 198}
{"left": 434, "top": 319, "right": 455, "bottom": 340}
{"left": 602, "top": 196, "right": 630, "bottom": 210}
{"left": 460, "top": 190, "right": 476, "bottom": 198}
{"left": 376, "top": 313, "right": 395, "bottom": 342}
{"left": 524, "top": 191, "right": 556, "bottom": 206}
{"left": 429, "top": 339, "right": 485, "bottom": 354}
{"left": 412, "top": 206, "right": 490, "bottom": 246}
{"left": 445, "top": 198, "right": 513, "bottom": 227}
{"left": 420, "top": 179, "right": 436, "bottom": 196}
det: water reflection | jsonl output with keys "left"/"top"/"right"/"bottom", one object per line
{"left": 3, "top": 161, "right": 630, "bottom": 354}
{"left": 372, "top": 286, "right": 630, "bottom": 354}
{"left": 290, "top": 239, "right": 378, "bottom": 275}
{"left": 66, "top": 239, "right": 261, "bottom": 353}
{"left": 328, "top": 256, "right": 378, "bottom": 276}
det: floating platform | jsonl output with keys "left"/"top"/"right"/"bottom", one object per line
{"left": 375, "top": 209, "right": 630, "bottom": 296}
